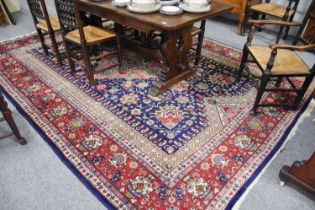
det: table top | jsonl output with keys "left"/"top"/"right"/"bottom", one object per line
{"left": 77, "top": 0, "right": 233, "bottom": 31}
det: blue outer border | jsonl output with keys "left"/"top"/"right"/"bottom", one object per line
{"left": 1, "top": 85, "right": 313, "bottom": 210}
{"left": 0, "top": 86, "right": 116, "bottom": 210}
{"left": 225, "top": 96, "right": 313, "bottom": 210}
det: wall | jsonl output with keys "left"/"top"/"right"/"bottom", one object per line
{"left": 4, "top": 0, "right": 20, "bottom": 13}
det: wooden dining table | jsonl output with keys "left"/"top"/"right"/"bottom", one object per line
{"left": 76, "top": 0, "right": 233, "bottom": 96}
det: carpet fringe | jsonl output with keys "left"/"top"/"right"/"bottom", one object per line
{"left": 232, "top": 98, "right": 315, "bottom": 210}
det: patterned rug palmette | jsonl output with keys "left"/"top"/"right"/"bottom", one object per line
{"left": 0, "top": 34, "right": 314, "bottom": 210}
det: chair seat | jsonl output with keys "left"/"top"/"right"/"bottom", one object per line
{"left": 191, "top": 26, "right": 202, "bottom": 36}
{"left": 36, "top": 16, "right": 61, "bottom": 32}
{"left": 248, "top": 46, "right": 309, "bottom": 75}
{"left": 65, "top": 25, "right": 116, "bottom": 45}
{"left": 250, "top": 3, "right": 295, "bottom": 18}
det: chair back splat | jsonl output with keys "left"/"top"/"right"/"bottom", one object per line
{"left": 55, "top": 0, "right": 78, "bottom": 32}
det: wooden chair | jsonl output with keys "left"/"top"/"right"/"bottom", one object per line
{"left": 238, "top": 19, "right": 315, "bottom": 114}
{"left": 54, "top": 0, "right": 122, "bottom": 85}
{"left": 27, "top": 0, "right": 62, "bottom": 65}
{"left": 243, "top": 0, "right": 300, "bottom": 39}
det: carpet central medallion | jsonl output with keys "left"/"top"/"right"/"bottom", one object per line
{"left": 1, "top": 34, "right": 313, "bottom": 210}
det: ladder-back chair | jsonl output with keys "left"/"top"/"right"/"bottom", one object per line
{"left": 54, "top": 0, "right": 123, "bottom": 85}
{"left": 238, "top": 19, "right": 315, "bottom": 114}
{"left": 243, "top": 0, "right": 300, "bottom": 39}
{"left": 27, "top": 0, "right": 62, "bottom": 65}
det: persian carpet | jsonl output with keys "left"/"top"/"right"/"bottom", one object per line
{"left": 0, "top": 34, "right": 314, "bottom": 210}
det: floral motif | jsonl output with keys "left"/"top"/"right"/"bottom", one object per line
{"left": 232, "top": 134, "right": 256, "bottom": 150}
{"left": 131, "top": 108, "right": 141, "bottom": 116}
{"left": 120, "top": 93, "right": 139, "bottom": 105}
{"left": 176, "top": 96, "right": 190, "bottom": 104}
{"left": 195, "top": 82, "right": 209, "bottom": 92}
{"left": 84, "top": 135, "right": 103, "bottom": 149}
{"left": 218, "top": 171, "right": 228, "bottom": 184}
{"left": 232, "top": 155, "right": 246, "bottom": 164}
{"left": 68, "top": 119, "right": 85, "bottom": 130}
{"left": 129, "top": 161, "right": 138, "bottom": 169}
{"left": 50, "top": 106, "right": 68, "bottom": 117}
{"left": 185, "top": 177, "right": 212, "bottom": 199}
{"left": 158, "top": 184, "right": 170, "bottom": 200}
{"left": 111, "top": 170, "right": 122, "bottom": 184}
{"left": 11, "top": 68, "right": 23, "bottom": 74}
{"left": 263, "top": 107, "right": 279, "bottom": 117}
{"left": 110, "top": 144, "right": 119, "bottom": 152}
{"left": 129, "top": 176, "right": 154, "bottom": 197}
{"left": 43, "top": 93, "right": 55, "bottom": 101}
{"left": 110, "top": 153, "right": 127, "bottom": 167}
{"left": 201, "top": 162, "right": 211, "bottom": 170}
{"left": 211, "top": 154, "right": 229, "bottom": 167}
{"left": 137, "top": 82, "right": 148, "bottom": 89}
{"left": 207, "top": 72, "right": 235, "bottom": 86}
{"left": 173, "top": 186, "right": 184, "bottom": 200}
{"left": 122, "top": 81, "right": 133, "bottom": 90}
{"left": 22, "top": 75, "right": 32, "bottom": 82}
{"left": 247, "top": 118, "right": 265, "bottom": 131}
{"left": 96, "top": 84, "right": 107, "bottom": 91}
{"left": 26, "top": 83, "right": 41, "bottom": 92}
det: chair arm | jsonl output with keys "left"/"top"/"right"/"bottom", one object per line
{"left": 248, "top": 19, "right": 301, "bottom": 27}
{"left": 271, "top": 43, "right": 315, "bottom": 51}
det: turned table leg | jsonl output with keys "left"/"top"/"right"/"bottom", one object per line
{"left": 0, "top": 90, "right": 27, "bottom": 145}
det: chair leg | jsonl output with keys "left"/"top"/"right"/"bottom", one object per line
{"left": 275, "top": 76, "right": 283, "bottom": 87}
{"left": 253, "top": 74, "right": 269, "bottom": 114}
{"left": 49, "top": 31, "right": 62, "bottom": 66}
{"left": 292, "top": 75, "right": 314, "bottom": 110}
{"left": 81, "top": 45, "right": 95, "bottom": 85}
{"left": 64, "top": 41, "right": 76, "bottom": 73}
{"left": 116, "top": 35, "right": 123, "bottom": 69}
{"left": 242, "top": 12, "right": 250, "bottom": 35}
{"left": 37, "top": 29, "right": 49, "bottom": 55}
{"left": 237, "top": 45, "right": 249, "bottom": 81}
